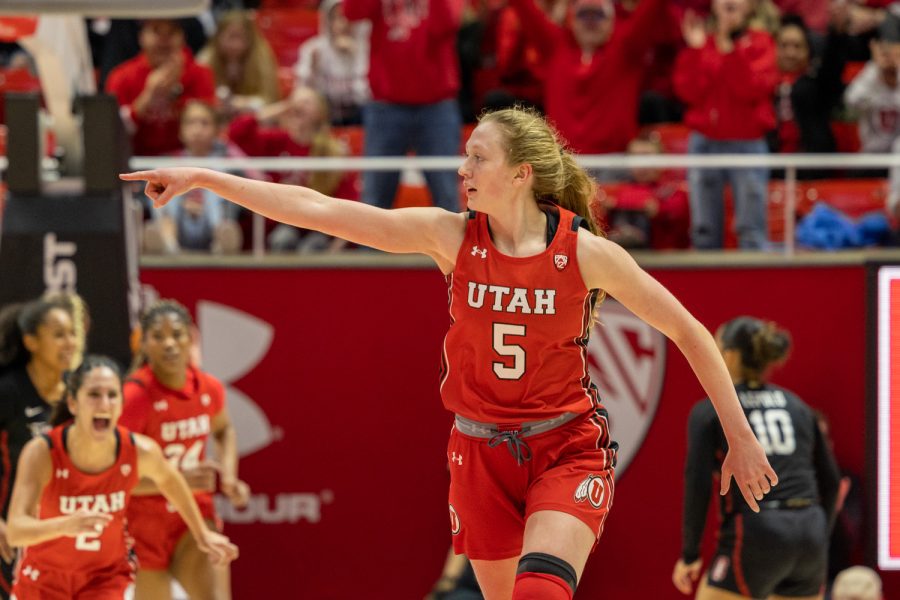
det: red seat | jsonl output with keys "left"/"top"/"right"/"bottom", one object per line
{"left": 830, "top": 120, "right": 860, "bottom": 153}
{"left": 802, "top": 179, "right": 887, "bottom": 218}
{"left": 645, "top": 122, "right": 691, "bottom": 154}
{"left": 255, "top": 9, "right": 319, "bottom": 68}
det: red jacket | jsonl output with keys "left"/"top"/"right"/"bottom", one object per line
{"left": 674, "top": 30, "right": 778, "bottom": 140}
{"left": 105, "top": 49, "right": 215, "bottom": 156}
{"left": 343, "top": 0, "right": 462, "bottom": 104}
{"left": 509, "top": 0, "right": 675, "bottom": 153}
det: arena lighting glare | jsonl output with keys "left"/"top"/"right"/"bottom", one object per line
{"left": 877, "top": 266, "right": 900, "bottom": 570}
{"left": 0, "top": 0, "right": 208, "bottom": 17}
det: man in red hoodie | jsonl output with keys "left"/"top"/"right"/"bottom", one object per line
{"left": 674, "top": 0, "right": 778, "bottom": 249}
{"left": 105, "top": 20, "right": 215, "bottom": 157}
{"left": 509, "top": 0, "right": 676, "bottom": 155}
{"left": 343, "top": 0, "right": 464, "bottom": 211}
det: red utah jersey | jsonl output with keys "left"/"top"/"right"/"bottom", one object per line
{"left": 19, "top": 425, "right": 139, "bottom": 572}
{"left": 440, "top": 204, "right": 603, "bottom": 423}
{"left": 120, "top": 366, "right": 224, "bottom": 515}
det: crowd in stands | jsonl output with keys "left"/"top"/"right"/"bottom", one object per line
{"left": 5, "top": 0, "right": 900, "bottom": 253}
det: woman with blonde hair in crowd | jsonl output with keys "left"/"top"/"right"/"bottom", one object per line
{"left": 228, "top": 85, "right": 359, "bottom": 251}
{"left": 123, "top": 106, "right": 776, "bottom": 599}
{"left": 197, "top": 10, "right": 281, "bottom": 115}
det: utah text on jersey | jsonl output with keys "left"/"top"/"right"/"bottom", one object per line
{"left": 60, "top": 491, "right": 126, "bottom": 514}
{"left": 161, "top": 414, "right": 211, "bottom": 442}
{"left": 466, "top": 282, "right": 557, "bottom": 315}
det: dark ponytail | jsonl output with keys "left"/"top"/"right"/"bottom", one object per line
{"left": 51, "top": 355, "right": 123, "bottom": 427}
{"left": 720, "top": 316, "right": 791, "bottom": 383}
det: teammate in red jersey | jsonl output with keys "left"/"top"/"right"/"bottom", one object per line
{"left": 122, "top": 106, "right": 777, "bottom": 600}
{"left": 5, "top": 355, "right": 237, "bottom": 600}
{"left": 119, "top": 300, "right": 249, "bottom": 600}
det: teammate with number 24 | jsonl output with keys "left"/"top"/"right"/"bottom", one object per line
{"left": 120, "top": 300, "right": 249, "bottom": 600}
{"left": 122, "top": 106, "right": 776, "bottom": 600}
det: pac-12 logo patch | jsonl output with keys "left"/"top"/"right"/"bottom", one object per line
{"left": 449, "top": 504, "right": 461, "bottom": 535}
{"left": 554, "top": 254, "right": 568, "bottom": 271}
{"left": 574, "top": 475, "right": 606, "bottom": 509}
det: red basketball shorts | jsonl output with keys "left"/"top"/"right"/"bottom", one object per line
{"left": 12, "top": 560, "right": 132, "bottom": 599}
{"left": 447, "top": 411, "right": 617, "bottom": 560}
{"left": 127, "top": 494, "right": 220, "bottom": 570}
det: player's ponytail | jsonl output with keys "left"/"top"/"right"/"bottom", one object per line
{"left": 52, "top": 355, "right": 123, "bottom": 427}
{"left": 479, "top": 106, "right": 602, "bottom": 236}
{"left": 720, "top": 316, "right": 792, "bottom": 383}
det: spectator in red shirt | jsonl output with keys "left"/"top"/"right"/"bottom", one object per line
{"left": 509, "top": 0, "right": 676, "bottom": 155}
{"left": 105, "top": 19, "right": 215, "bottom": 157}
{"left": 595, "top": 135, "right": 691, "bottom": 249}
{"left": 675, "top": 0, "right": 779, "bottom": 249}
{"left": 229, "top": 86, "right": 359, "bottom": 252}
{"left": 343, "top": 0, "right": 464, "bottom": 211}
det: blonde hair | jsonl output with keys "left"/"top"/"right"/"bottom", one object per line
{"left": 299, "top": 87, "right": 346, "bottom": 196}
{"left": 478, "top": 106, "right": 602, "bottom": 236}
{"left": 199, "top": 11, "right": 281, "bottom": 103}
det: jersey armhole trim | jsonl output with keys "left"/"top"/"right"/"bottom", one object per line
{"left": 40, "top": 433, "right": 52, "bottom": 449}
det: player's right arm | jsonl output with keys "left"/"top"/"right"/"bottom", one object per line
{"left": 6, "top": 438, "right": 112, "bottom": 547}
{"left": 135, "top": 433, "right": 238, "bottom": 564}
{"left": 120, "top": 169, "right": 465, "bottom": 272}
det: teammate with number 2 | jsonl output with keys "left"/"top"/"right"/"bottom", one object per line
{"left": 672, "top": 317, "right": 841, "bottom": 600}
{"left": 6, "top": 355, "right": 237, "bottom": 600}
{"left": 120, "top": 301, "right": 249, "bottom": 600}
{"left": 122, "top": 106, "right": 776, "bottom": 600}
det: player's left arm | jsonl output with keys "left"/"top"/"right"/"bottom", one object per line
{"left": 210, "top": 391, "right": 250, "bottom": 509}
{"left": 577, "top": 232, "right": 777, "bottom": 511}
{"left": 135, "top": 434, "right": 238, "bottom": 564}
{"left": 811, "top": 410, "right": 842, "bottom": 531}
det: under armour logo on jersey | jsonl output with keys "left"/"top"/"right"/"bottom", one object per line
{"left": 471, "top": 246, "right": 487, "bottom": 259}
{"left": 450, "top": 452, "right": 463, "bottom": 466}
{"left": 153, "top": 400, "right": 169, "bottom": 412}
{"left": 55, "top": 468, "right": 69, "bottom": 479}
{"left": 121, "top": 464, "right": 132, "bottom": 477}
{"left": 201, "top": 394, "right": 211, "bottom": 407}
{"left": 22, "top": 565, "right": 40, "bottom": 581}
{"left": 574, "top": 474, "right": 606, "bottom": 509}
{"left": 554, "top": 254, "right": 568, "bottom": 271}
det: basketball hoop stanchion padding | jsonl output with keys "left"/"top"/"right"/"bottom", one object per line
{"left": 0, "top": 94, "right": 137, "bottom": 367}
{"left": 5, "top": 94, "right": 41, "bottom": 196}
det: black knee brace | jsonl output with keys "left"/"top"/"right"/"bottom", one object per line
{"left": 516, "top": 552, "right": 578, "bottom": 594}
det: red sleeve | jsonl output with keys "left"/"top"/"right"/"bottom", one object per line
{"left": 228, "top": 114, "right": 269, "bottom": 156}
{"left": 202, "top": 373, "right": 227, "bottom": 417}
{"left": 720, "top": 32, "right": 778, "bottom": 102}
{"left": 507, "top": 0, "right": 565, "bottom": 57}
{"left": 496, "top": 8, "right": 524, "bottom": 74}
{"left": 183, "top": 62, "right": 216, "bottom": 104}
{"left": 428, "top": 0, "right": 464, "bottom": 39}
{"left": 343, "top": 0, "right": 381, "bottom": 21}
{"left": 673, "top": 45, "right": 719, "bottom": 104}
{"left": 104, "top": 63, "right": 140, "bottom": 109}
{"left": 619, "top": 0, "right": 678, "bottom": 54}
{"left": 120, "top": 381, "right": 152, "bottom": 434}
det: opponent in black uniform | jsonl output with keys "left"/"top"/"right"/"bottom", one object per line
{"left": 672, "top": 316, "right": 842, "bottom": 600}
{"left": 0, "top": 298, "right": 78, "bottom": 598}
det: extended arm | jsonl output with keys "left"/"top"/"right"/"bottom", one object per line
{"left": 578, "top": 233, "right": 777, "bottom": 510}
{"left": 120, "top": 168, "right": 465, "bottom": 271}
{"left": 6, "top": 439, "right": 112, "bottom": 547}
{"left": 136, "top": 434, "right": 238, "bottom": 563}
